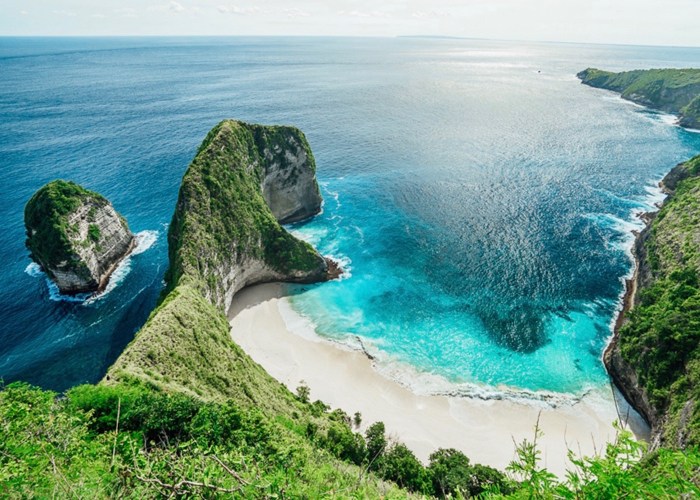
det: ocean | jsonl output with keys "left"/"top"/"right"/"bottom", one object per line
{"left": 1, "top": 37, "right": 699, "bottom": 398}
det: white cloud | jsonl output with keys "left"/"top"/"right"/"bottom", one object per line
{"left": 52, "top": 10, "right": 77, "bottom": 17}
{"left": 169, "top": 1, "right": 185, "bottom": 13}
{"left": 412, "top": 10, "right": 446, "bottom": 19}
{"left": 114, "top": 7, "right": 138, "bottom": 18}
{"left": 20, "top": 10, "right": 28, "bottom": 15}
{"left": 217, "top": 5, "right": 264, "bottom": 15}
{"left": 283, "top": 8, "right": 310, "bottom": 18}
{"left": 339, "top": 10, "right": 389, "bottom": 18}
{"left": 91, "top": 13, "right": 106, "bottom": 19}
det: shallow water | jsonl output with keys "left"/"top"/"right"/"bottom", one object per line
{"left": 1, "top": 37, "right": 699, "bottom": 394}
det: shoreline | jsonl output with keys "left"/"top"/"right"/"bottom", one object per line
{"left": 229, "top": 282, "right": 646, "bottom": 478}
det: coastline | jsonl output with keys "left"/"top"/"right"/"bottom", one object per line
{"left": 229, "top": 283, "right": 642, "bottom": 478}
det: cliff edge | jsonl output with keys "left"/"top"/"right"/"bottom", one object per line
{"left": 578, "top": 67, "right": 700, "bottom": 129}
{"left": 106, "top": 120, "right": 338, "bottom": 402}
{"left": 24, "top": 180, "right": 135, "bottom": 294}
{"left": 166, "top": 119, "right": 337, "bottom": 312}
{"left": 606, "top": 155, "right": 700, "bottom": 449}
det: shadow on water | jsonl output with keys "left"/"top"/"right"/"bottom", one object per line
{"left": 478, "top": 304, "right": 550, "bottom": 353}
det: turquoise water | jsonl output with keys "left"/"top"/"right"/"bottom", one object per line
{"left": 1, "top": 37, "right": 699, "bottom": 396}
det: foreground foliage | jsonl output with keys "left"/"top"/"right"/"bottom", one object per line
{"left": 2, "top": 382, "right": 700, "bottom": 498}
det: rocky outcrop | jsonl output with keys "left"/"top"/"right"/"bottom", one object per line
{"left": 25, "top": 180, "right": 135, "bottom": 294}
{"left": 166, "top": 120, "right": 338, "bottom": 312}
{"left": 106, "top": 120, "right": 340, "bottom": 398}
{"left": 604, "top": 226, "right": 659, "bottom": 443}
{"left": 259, "top": 131, "right": 323, "bottom": 224}
{"left": 578, "top": 67, "right": 700, "bottom": 129}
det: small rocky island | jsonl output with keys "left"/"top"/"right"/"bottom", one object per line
{"left": 578, "top": 67, "right": 700, "bottom": 129}
{"left": 24, "top": 180, "right": 135, "bottom": 294}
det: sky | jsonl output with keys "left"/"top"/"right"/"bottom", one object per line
{"left": 1, "top": 0, "right": 699, "bottom": 47}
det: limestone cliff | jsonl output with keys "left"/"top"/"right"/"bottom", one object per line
{"left": 166, "top": 119, "right": 336, "bottom": 312}
{"left": 578, "top": 67, "right": 700, "bottom": 129}
{"left": 606, "top": 155, "right": 700, "bottom": 449}
{"left": 107, "top": 119, "right": 338, "bottom": 400}
{"left": 24, "top": 180, "right": 135, "bottom": 294}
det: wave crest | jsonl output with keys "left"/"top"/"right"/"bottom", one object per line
{"left": 24, "top": 229, "right": 159, "bottom": 303}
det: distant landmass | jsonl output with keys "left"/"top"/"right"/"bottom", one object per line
{"left": 578, "top": 67, "right": 700, "bottom": 129}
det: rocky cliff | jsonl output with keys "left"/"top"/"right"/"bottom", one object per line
{"left": 578, "top": 67, "right": 700, "bottom": 129}
{"left": 24, "top": 180, "right": 135, "bottom": 294}
{"left": 166, "top": 119, "right": 337, "bottom": 312}
{"left": 107, "top": 120, "right": 338, "bottom": 396}
{"left": 606, "top": 155, "right": 700, "bottom": 449}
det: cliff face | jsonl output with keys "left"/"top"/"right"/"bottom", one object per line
{"left": 257, "top": 126, "right": 323, "bottom": 224}
{"left": 577, "top": 68, "right": 700, "bottom": 129}
{"left": 606, "top": 155, "right": 700, "bottom": 449}
{"left": 166, "top": 120, "right": 333, "bottom": 312}
{"left": 107, "top": 120, "right": 337, "bottom": 399}
{"left": 24, "top": 180, "right": 135, "bottom": 294}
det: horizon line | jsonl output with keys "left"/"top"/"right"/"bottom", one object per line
{"left": 1, "top": 34, "right": 699, "bottom": 50}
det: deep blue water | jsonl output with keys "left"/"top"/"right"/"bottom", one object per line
{"left": 1, "top": 37, "right": 699, "bottom": 396}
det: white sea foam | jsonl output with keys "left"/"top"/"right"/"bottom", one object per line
{"left": 325, "top": 253, "right": 353, "bottom": 280}
{"left": 603, "top": 179, "right": 667, "bottom": 339}
{"left": 131, "top": 229, "right": 159, "bottom": 255}
{"left": 279, "top": 299, "right": 599, "bottom": 409}
{"left": 24, "top": 229, "right": 159, "bottom": 304}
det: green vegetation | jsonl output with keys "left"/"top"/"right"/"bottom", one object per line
{"left": 166, "top": 120, "right": 325, "bottom": 307}
{"left": 3, "top": 382, "right": 699, "bottom": 498}
{"left": 578, "top": 67, "right": 700, "bottom": 128}
{"left": 680, "top": 95, "right": 700, "bottom": 128}
{"left": 24, "top": 180, "right": 107, "bottom": 267}
{"left": 0, "top": 382, "right": 409, "bottom": 498}
{"left": 618, "top": 155, "right": 700, "bottom": 446}
{"left": 88, "top": 224, "right": 101, "bottom": 243}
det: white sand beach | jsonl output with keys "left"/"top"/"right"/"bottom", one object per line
{"left": 229, "top": 283, "right": 648, "bottom": 478}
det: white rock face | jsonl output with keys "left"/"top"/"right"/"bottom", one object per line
{"left": 45, "top": 201, "right": 135, "bottom": 294}
{"left": 261, "top": 135, "right": 323, "bottom": 224}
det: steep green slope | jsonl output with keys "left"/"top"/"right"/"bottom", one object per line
{"left": 105, "top": 284, "right": 302, "bottom": 414}
{"left": 107, "top": 119, "right": 334, "bottom": 414}
{"left": 578, "top": 68, "right": 700, "bottom": 128}
{"left": 608, "top": 155, "right": 700, "bottom": 448}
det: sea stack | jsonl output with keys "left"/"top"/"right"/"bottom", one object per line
{"left": 24, "top": 180, "right": 135, "bottom": 294}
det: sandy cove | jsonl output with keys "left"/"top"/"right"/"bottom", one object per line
{"left": 228, "top": 283, "right": 648, "bottom": 478}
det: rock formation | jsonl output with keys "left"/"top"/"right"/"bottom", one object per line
{"left": 166, "top": 119, "right": 338, "bottom": 312}
{"left": 24, "top": 180, "right": 135, "bottom": 294}
{"left": 107, "top": 119, "right": 339, "bottom": 397}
